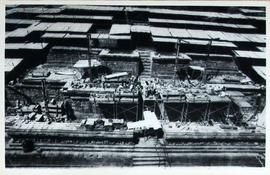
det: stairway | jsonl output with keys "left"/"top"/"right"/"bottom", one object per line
{"left": 138, "top": 50, "right": 152, "bottom": 78}
{"left": 132, "top": 138, "right": 170, "bottom": 167}
{"left": 132, "top": 155, "right": 167, "bottom": 166}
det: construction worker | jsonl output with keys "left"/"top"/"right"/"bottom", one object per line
{"left": 101, "top": 75, "right": 105, "bottom": 89}
{"left": 62, "top": 96, "right": 76, "bottom": 121}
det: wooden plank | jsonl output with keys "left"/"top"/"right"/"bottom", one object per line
{"left": 37, "top": 14, "right": 113, "bottom": 21}
{"left": 23, "top": 42, "right": 49, "bottom": 50}
{"left": 149, "top": 18, "right": 255, "bottom": 29}
{"left": 125, "top": 7, "right": 149, "bottom": 12}
{"left": 187, "top": 52, "right": 233, "bottom": 59}
{"left": 187, "top": 29, "right": 210, "bottom": 39}
{"left": 207, "top": 31, "right": 227, "bottom": 40}
{"left": 243, "top": 34, "right": 265, "bottom": 43}
{"left": 162, "top": 29, "right": 264, "bottom": 43}
{"left": 152, "top": 36, "right": 177, "bottom": 43}
{"left": 65, "top": 33, "right": 86, "bottom": 39}
{"left": 252, "top": 66, "right": 266, "bottom": 80}
{"left": 150, "top": 8, "right": 247, "bottom": 20}
{"left": 42, "top": 32, "right": 66, "bottom": 39}
{"left": 6, "top": 19, "right": 39, "bottom": 25}
{"left": 29, "top": 22, "right": 54, "bottom": 31}
{"left": 6, "top": 28, "right": 30, "bottom": 38}
{"left": 247, "top": 16, "right": 265, "bottom": 21}
{"left": 130, "top": 25, "right": 150, "bottom": 33}
{"left": 240, "top": 8, "right": 265, "bottom": 14}
{"left": 5, "top": 43, "right": 48, "bottom": 50}
{"left": 5, "top": 58, "right": 23, "bottom": 72}
{"left": 257, "top": 47, "right": 265, "bottom": 52}
{"left": 234, "top": 50, "right": 265, "bottom": 60}
{"left": 222, "top": 32, "right": 244, "bottom": 42}
{"left": 169, "top": 28, "right": 191, "bottom": 38}
{"left": 6, "top": 7, "right": 63, "bottom": 15}
{"left": 150, "top": 27, "right": 171, "bottom": 37}
{"left": 109, "top": 35, "right": 131, "bottom": 40}
{"left": 5, "top": 43, "right": 26, "bottom": 50}
{"left": 68, "top": 23, "right": 93, "bottom": 33}
{"left": 110, "top": 24, "right": 130, "bottom": 35}
{"left": 211, "top": 41, "right": 237, "bottom": 48}
{"left": 65, "top": 5, "right": 124, "bottom": 12}
{"left": 46, "top": 22, "right": 92, "bottom": 33}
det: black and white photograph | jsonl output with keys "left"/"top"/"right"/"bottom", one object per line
{"left": 4, "top": 3, "right": 267, "bottom": 170}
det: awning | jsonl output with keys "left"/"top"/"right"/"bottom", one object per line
{"left": 150, "top": 27, "right": 171, "bottom": 37}
{"left": 5, "top": 58, "right": 23, "bottom": 73}
{"left": 143, "top": 111, "right": 161, "bottom": 130}
{"left": 105, "top": 72, "right": 129, "bottom": 79}
{"left": 110, "top": 24, "right": 131, "bottom": 35}
{"left": 189, "top": 65, "right": 205, "bottom": 71}
{"left": 73, "top": 59, "right": 101, "bottom": 68}
{"left": 131, "top": 25, "right": 151, "bottom": 33}
{"left": 253, "top": 66, "right": 266, "bottom": 80}
{"left": 233, "top": 50, "right": 265, "bottom": 60}
{"left": 232, "top": 97, "right": 252, "bottom": 108}
{"left": 127, "top": 111, "right": 161, "bottom": 130}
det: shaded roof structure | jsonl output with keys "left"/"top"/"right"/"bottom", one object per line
{"left": 252, "top": 66, "right": 266, "bottom": 80}
{"left": 5, "top": 58, "right": 23, "bottom": 73}
{"left": 73, "top": 59, "right": 101, "bottom": 68}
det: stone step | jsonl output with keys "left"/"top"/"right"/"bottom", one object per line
{"left": 142, "top": 59, "right": 151, "bottom": 62}
{"left": 133, "top": 161, "right": 167, "bottom": 166}
{"left": 140, "top": 76, "right": 151, "bottom": 78}
{"left": 141, "top": 73, "right": 151, "bottom": 75}
{"left": 142, "top": 71, "right": 151, "bottom": 74}
{"left": 133, "top": 157, "right": 166, "bottom": 161}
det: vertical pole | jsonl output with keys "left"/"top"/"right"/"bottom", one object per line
{"left": 113, "top": 93, "right": 115, "bottom": 119}
{"left": 163, "top": 101, "right": 165, "bottom": 121}
{"left": 204, "top": 100, "right": 210, "bottom": 124}
{"left": 115, "top": 101, "right": 117, "bottom": 119}
{"left": 87, "top": 33, "right": 92, "bottom": 81}
{"left": 124, "top": 7, "right": 129, "bottom": 24}
{"left": 136, "top": 93, "right": 139, "bottom": 121}
{"left": 41, "top": 79, "right": 50, "bottom": 119}
{"left": 226, "top": 101, "right": 231, "bottom": 119}
{"left": 180, "top": 102, "right": 185, "bottom": 123}
{"left": 173, "top": 39, "right": 180, "bottom": 85}
{"left": 184, "top": 102, "right": 189, "bottom": 122}
{"left": 203, "top": 40, "right": 212, "bottom": 83}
